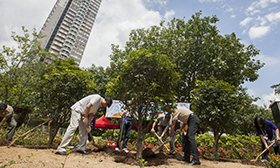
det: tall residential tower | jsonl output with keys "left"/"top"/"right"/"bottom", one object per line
{"left": 40, "top": 0, "right": 102, "bottom": 64}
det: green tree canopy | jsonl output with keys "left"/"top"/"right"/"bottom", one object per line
{"left": 107, "top": 48, "right": 179, "bottom": 159}
{"left": 35, "top": 59, "right": 95, "bottom": 147}
{"left": 191, "top": 77, "right": 249, "bottom": 159}
{"left": 112, "top": 12, "right": 263, "bottom": 101}
{"left": 0, "top": 27, "right": 55, "bottom": 107}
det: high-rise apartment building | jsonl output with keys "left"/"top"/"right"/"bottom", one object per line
{"left": 40, "top": 0, "right": 102, "bottom": 64}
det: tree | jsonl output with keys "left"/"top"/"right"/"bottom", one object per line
{"left": 191, "top": 77, "right": 248, "bottom": 159}
{"left": 107, "top": 49, "right": 179, "bottom": 159}
{"left": 121, "top": 12, "right": 263, "bottom": 101}
{"left": 271, "top": 83, "right": 280, "bottom": 95}
{"left": 35, "top": 59, "right": 95, "bottom": 147}
{"left": 236, "top": 102, "right": 272, "bottom": 135}
{"left": 87, "top": 65, "right": 110, "bottom": 96}
{"left": 0, "top": 27, "right": 55, "bottom": 107}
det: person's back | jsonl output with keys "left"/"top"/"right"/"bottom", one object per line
{"left": 71, "top": 94, "right": 102, "bottom": 114}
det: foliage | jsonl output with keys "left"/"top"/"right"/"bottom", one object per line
{"left": 197, "top": 133, "right": 261, "bottom": 160}
{"left": 10, "top": 126, "right": 79, "bottom": 148}
{"left": 107, "top": 48, "right": 179, "bottom": 159}
{"left": 271, "top": 84, "right": 280, "bottom": 95}
{"left": 268, "top": 154, "right": 280, "bottom": 168}
{"left": 87, "top": 65, "right": 110, "bottom": 96}
{"left": 0, "top": 27, "right": 55, "bottom": 107}
{"left": 119, "top": 12, "right": 263, "bottom": 101}
{"left": 236, "top": 103, "right": 273, "bottom": 135}
{"left": 35, "top": 59, "right": 95, "bottom": 147}
{"left": 101, "top": 129, "right": 119, "bottom": 141}
{"left": 192, "top": 77, "right": 250, "bottom": 159}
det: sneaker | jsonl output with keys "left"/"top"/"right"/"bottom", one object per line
{"left": 123, "top": 148, "right": 129, "bottom": 153}
{"left": 115, "top": 147, "right": 120, "bottom": 152}
{"left": 55, "top": 151, "right": 67, "bottom": 156}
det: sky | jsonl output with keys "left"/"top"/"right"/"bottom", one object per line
{"left": 0, "top": 0, "right": 280, "bottom": 107}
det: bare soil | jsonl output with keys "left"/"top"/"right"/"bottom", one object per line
{"left": 0, "top": 146, "right": 266, "bottom": 168}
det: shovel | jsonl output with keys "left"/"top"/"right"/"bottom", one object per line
{"left": 153, "top": 131, "right": 169, "bottom": 151}
{"left": 251, "top": 139, "right": 279, "bottom": 162}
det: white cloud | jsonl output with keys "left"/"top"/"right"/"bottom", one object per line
{"left": 144, "top": 0, "right": 167, "bottom": 5}
{"left": 265, "top": 11, "right": 280, "bottom": 22}
{"left": 248, "top": 26, "right": 270, "bottom": 39}
{"left": 241, "top": 0, "right": 280, "bottom": 39}
{"left": 164, "top": 10, "right": 175, "bottom": 20}
{"left": 198, "top": 0, "right": 222, "bottom": 3}
{"left": 0, "top": 0, "right": 56, "bottom": 47}
{"left": 0, "top": 0, "right": 163, "bottom": 68}
{"left": 255, "top": 91, "right": 280, "bottom": 107}
{"left": 80, "top": 0, "right": 162, "bottom": 67}
{"left": 247, "top": 0, "right": 280, "bottom": 15}
{"left": 240, "top": 17, "right": 253, "bottom": 27}
{"left": 255, "top": 54, "right": 280, "bottom": 67}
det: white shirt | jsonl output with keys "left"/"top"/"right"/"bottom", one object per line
{"left": 71, "top": 94, "right": 103, "bottom": 114}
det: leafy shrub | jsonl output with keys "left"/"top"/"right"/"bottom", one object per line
{"left": 196, "top": 133, "right": 261, "bottom": 160}
{"left": 12, "top": 126, "right": 79, "bottom": 148}
{"left": 101, "top": 129, "right": 119, "bottom": 141}
{"left": 268, "top": 155, "right": 280, "bottom": 168}
{"left": 95, "top": 138, "right": 108, "bottom": 150}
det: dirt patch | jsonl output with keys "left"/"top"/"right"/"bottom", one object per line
{"left": 0, "top": 146, "right": 265, "bottom": 168}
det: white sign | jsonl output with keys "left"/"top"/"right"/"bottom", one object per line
{"left": 106, "top": 100, "right": 125, "bottom": 118}
{"left": 177, "top": 102, "right": 190, "bottom": 109}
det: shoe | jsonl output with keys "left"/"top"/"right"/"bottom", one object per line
{"left": 76, "top": 149, "right": 90, "bottom": 155}
{"left": 115, "top": 147, "right": 120, "bottom": 152}
{"left": 190, "top": 160, "right": 201, "bottom": 165}
{"left": 123, "top": 148, "right": 129, "bottom": 153}
{"left": 261, "top": 159, "right": 268, "bottom": 163}
{"left": 55, "top": 151, "right": 67, "bottom": 156}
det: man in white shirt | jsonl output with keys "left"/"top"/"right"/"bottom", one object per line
{"left": 56, "top": 94, "right": 112, "bottom": 155}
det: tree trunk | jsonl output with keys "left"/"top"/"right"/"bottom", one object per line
{"left": 213, "top": 131, "right": 220, "bottom": 160}
{"left": 47, "top": 124, "right": 59, "bottom": 148}
{"left": 136, "top": 119, "right": 144, "bottom": 160}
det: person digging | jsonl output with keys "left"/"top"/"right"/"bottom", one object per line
{"left": 254, "top": 117, "right": 280, "bottom": 161}
{"left": 56, "top": 94, "right": 112, "bottom": 155}
{"left": 169, "top": 106, "right": 201, "bottom": 165}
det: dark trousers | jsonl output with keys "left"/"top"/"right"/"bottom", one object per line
{"left": 6, "top": 115, "right": 17, "bottom": 141}
{"left": 182, "top": 114, "right": 200, "bottom": 162}
{"left": 117, "top": 117, "right": 132, "bottom": 149}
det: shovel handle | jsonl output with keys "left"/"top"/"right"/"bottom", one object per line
{"left": 154, "top": 132, "right": 169, "bottom": 151}
{"left": 254, "top": 139, "right": 279, "bottom": 161}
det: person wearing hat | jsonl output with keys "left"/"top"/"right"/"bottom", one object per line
{"left": 169, "top": 107, "right": 200, "bottom": 165}
{"left": 0, "top": 103, "right": 17, "bottom": 141}
{"left": 56, "top": 94, "right": 112, "bottom": 155}
{"left": 254, "top": 117, "right": 280, "bottom": 160}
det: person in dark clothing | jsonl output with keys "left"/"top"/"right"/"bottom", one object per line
{"left": 115, "top": 110, "right": 132, "bottom": 153}
{"left": 254, "top": 117, "right": 280, "bottom": 160}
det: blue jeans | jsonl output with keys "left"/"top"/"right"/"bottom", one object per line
{"left": 117, "top": 117, "right": 132, "bottom": 149}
